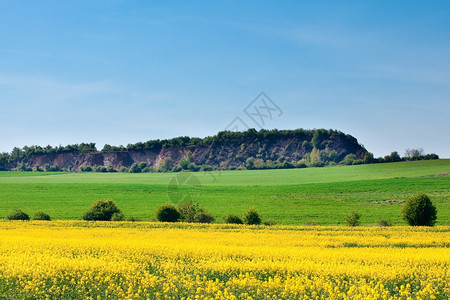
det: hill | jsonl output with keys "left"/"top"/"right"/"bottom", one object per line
{"left": 0, "top": 128, "right": 367, "bottom": 172}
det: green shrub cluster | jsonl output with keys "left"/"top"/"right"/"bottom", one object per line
{"left": 33, "top": 212, "right": 51, "bottom": 221}
{"left": 80, "top": 165, "right": 116, "bottom": 172}
{"left": 82, "top": 199, "right": 122, "bottom": 221}
{"left": 5, "top": 210, "right": 51, "bottom": 221}
{"left": 6, "top": 210, "right": 30, "bottom": 221}
{"left": 224, "top": 208, "right": 270, "bottom": 226}
{"left": 224, "top": 214, "right": 243, "bottom": 224}
{"left": 154, "top": 202, "right": 215, "bottom": 224}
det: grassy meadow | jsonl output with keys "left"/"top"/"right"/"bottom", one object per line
{"left": 0, "top": 159, "right": 449, "bottom": 225}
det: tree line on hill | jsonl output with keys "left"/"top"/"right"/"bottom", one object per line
{"left": 0, "top": 129, "right": 440, "bottom": 172}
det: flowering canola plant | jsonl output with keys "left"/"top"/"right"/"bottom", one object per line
{"left": 0, "top": 221, "right": 448, "bottom": 299}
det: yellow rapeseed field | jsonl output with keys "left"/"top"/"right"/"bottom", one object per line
{"left": 0, "top": 221, "right": 448, "bottom": 299}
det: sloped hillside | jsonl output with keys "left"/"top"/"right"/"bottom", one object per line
{"left": 1, "top": 129, "right": 367, "bottom": 171}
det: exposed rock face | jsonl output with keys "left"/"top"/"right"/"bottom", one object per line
{"left": 17, "top": 129, "right": 366, "bottom": 171}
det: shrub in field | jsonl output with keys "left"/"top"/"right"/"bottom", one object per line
{"left": 243, "top": 208, "right": 261, "bottom": 225}
{"left": 106, "top": 165, "right": 116, "bottom": 172}
{"left": 193, "top": 212, "right": 215, "bottom": 223}
{"left": 378, "top": 219, "right": 392, "bottom": 227}
{"left": 80, "top": 166, "right": 93, "bottom": 172}
{"left": 177, "top": 201, "right": 216, "bottom": 223}
{"left": 95, "top": 166, "right": 107, "bottom": 173}
{"left": 344, "top": 211, "right": 361, "bottom": 226}
{"left": 128, "top": 163, "right": 141, "bottom": 173}
{"left": 177, "top": 201, "right": 203, "bottom": 223}
{"left": 33, "top": 212, "right": 51, "bottom": 221}
{"left": 82, "top": 199, "right": 122, "bottom": 221}
{"left": 7, "top": 210, "right": 30, "bottom": 221}
{"left": 402, "top": 193, "right": 437, "bottom": 226}
{"left": 155, "top": 203, "right": 180, "bottom": 222}
{"left": 111, "top": 212, "right": 125, "bottom": 221}
{"left": 157, "top": 158, "right": 174, "bottom": 172}
{"left": 224, "top": 214, "right": 243, "bottom": 224}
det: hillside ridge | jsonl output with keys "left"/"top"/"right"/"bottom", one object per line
{"left": 1, "top": 128, "right": 367, "bottom": 171}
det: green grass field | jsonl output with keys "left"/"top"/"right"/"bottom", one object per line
{"left": 0, "top": 160, "right": 448, "bottom": 225}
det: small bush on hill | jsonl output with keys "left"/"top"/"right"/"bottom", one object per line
{"left": 402, "top": 193, "right": 437, "bottom": 226}
{"left": 225, "top": 214, "right": 243, "bottom": 224}
{"left": 178, "top": 201, "right": 203, "bottom": 223}
{"left": 82, "top": 199, "right": 122, "bottom": 221}
{"left": 129, "top": 163, "right": 141, "bottom": 173}
{"left": 15, "top": 162, "right": 32, "bottom": 172}
{"left": 157, "top": 158, "right": 174, "bottom": 172}
{"left": 155, "top": 203, "right": 180, "bottom": 222}
{"left": 243, "top": 208, "right": 261, "bottom": 225}
{"left": 7, "top": 210, "right": 30, "bottom": 221}
{"left": 33, "top": 212, "right": 51, "bottom": 221}
{"left": 106, "top": 165, "right": 116, "bottom": 172}
{"left": 111, "top": 212, "right": 125, "bottom": 221}
{"left": 45, "top": 164, "right": 60, "bottom": 172}
{"left": 80, "top": 166, "right": 93, "bottom": 172}
{"left": 95, "top": 166, "right": 107, "bottom": 173}
{"left": 344, "top": 211, "right": 361, "bottom": 226}
{"left": 193, "top": 212, "right": 215, "bottom": 223}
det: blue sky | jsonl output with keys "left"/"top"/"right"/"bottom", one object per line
{"left": 1, "top": 1, "right": 449, "bottom": 157}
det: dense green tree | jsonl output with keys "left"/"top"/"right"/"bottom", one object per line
{"left": 424, "top": 153, "right": 439, "bottom": 160}
{"left": 155, "top": 203, "right": 180, "bottom": 222}
{"left": 7, "top": 210, "right": 30, "bottom": 221}
{"left": 80, "top": 166, "right": 93, "bottom": 172}
{"left": 364, "top": 152, "right": 374, "bottom": 164}
{"left": 402, "top": 194, "right": 437, "bottom": 226}
{"left": 82, "top": 199, "right": 122, "bottom": 221}
{"left": 0, "top": 153, "right": 8, "bottom": 170}
{"left": 95, "top": 166, "right": 107, "bottom": 173}
{"left": 177, "top": 202, "right": 203, "bottom": 223}
{"left": 224, "top": 215, "right": 243, "bottom": 224}
{"left": 138, "top": 162, "right": 147, "bottom": 170}
{"left": 245, "top": 157, "right": 255, "bottom": 170}
{"left": 384, "top": 151, "right": 402, "bottom": 162}
{"left": 157, "top": 158, "right": 174, "bottom": 172}
{"left": 129, "top": 163, "right": 141, "bottom": 173}
{"left": 33, "top": 212, "right": 51, "bottom": 221}
{"left": 102, "top": 144, "right": 112, "bottom": 152}
{"left": 243, "top": 208, "right": 262, "bottom": 225}
{"left": 193, "top": 212, "right": 215, "bottom": 223}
